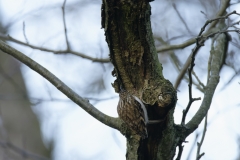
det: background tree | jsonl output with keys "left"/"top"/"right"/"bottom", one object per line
{"left": 0, "top": 8, "right": 51, "bottom": 160}
{"left": 0, "top": 0, "right": 240, "bottom": 159}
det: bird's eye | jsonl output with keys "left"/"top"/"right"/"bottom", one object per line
{"left": 159, "top": 94, "right": 163, "bottom": 100}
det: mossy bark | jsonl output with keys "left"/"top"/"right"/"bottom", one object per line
{"left": 102, "top": 0, "right": 178, "bottom": 159}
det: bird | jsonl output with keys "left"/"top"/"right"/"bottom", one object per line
{"left": 117, "top": 86, "right": 174, "bottom": 138}
{"left": 117, "top": 90, "right": 148, "bottom": 138}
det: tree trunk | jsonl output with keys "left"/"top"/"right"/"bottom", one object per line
{"left": 0, "top": 23, "right": 51, "bottom": 159}
{"left": 0, "top": 51, "right": 51, "bottom": 160}
{"left": 102, "top": 0, "right": 179, "bottom": 159}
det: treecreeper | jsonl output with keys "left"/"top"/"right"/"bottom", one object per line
{"left": 117, "top": 79, "right": 177, "bottom": 139}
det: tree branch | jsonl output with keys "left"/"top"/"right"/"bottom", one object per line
{"left": 0, "top": 40, "right": 121, "bottom": 130}
{"left": 186, "top": 133, "right": 199, "bottom": 160}
{"left": 192, "top": 70, "right": 205, "bottom": 90}
{"left": 173, "top": 1, "right": 231, "bottom": 89}
{"left": 174, "top": 53, "right": 192, "bottom": 89}
{"left": 185, "top": 24, "right": 231, "bottom": 135}
{"left": 173, "top": 23, "right": 237, "bottom": 90}
{"left": 196, "top": 114, "right": 208, "bottom": 160}
{"left": 62, "top": 0, "right": 71, "bottom": 50}
{"left": 155, "top": 37, "right": 202, "bottom": 92}
{"left": 22, "top": 21, "right": 29, "bottom": 44}
{"left": 0, "top": 35, "right": 110, "bottom": 63}
{"left": 180, "top": 63, "right": 201, "bottom": 125}
{"left": 172, "top": 3, "right": 192, "bottom": 35}
{"left": 0, "top": 141, "right": 50, "bottom": 160}
{"left": 175, "top": 144, "right": 184, "bottom": 160}
{"left": 156, "top": 0, "right": 230, "bottom": 53}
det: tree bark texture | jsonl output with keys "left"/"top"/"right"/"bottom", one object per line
{"left": 0, "top": 1, "right": 230, "bottom": 159}
{"left": 102, "top": 0, "right": 178, "bottom": 159}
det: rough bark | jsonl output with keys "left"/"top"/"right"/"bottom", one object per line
{"left": 101, "top": 0, "right": 229, "bottom": 159}
{"left": 102, "top": 0, "right": 177, "bottom": 159}
{"left": 0, "top": 0, "right": 231, "bottom": 159}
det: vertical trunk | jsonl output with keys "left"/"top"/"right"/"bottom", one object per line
{"left": 0, "top": 22, "right": 51, "bottom": 159}
{"left": 102, "top": 0, "right": 178, "bottom": 159}
{"left": 0, "top": 51, "right": 51, "bottom": 160}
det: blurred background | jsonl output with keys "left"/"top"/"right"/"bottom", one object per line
{"left": 0, "top": 0, "right": 240, "bottom": 159}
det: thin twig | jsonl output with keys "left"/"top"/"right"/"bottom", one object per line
{"left": 180, "top": 10, "right": 240, "bottom": 125}
{"left": 220, "top": 69, "right": 240, "bottom": 91}
{"left": 62, "top": 0, "right": 71, "bottom": 50}
{"left": 155, "top": 37, "right": 201, "bottom": 91}
{"left": 0, "top": 1, "right": 111, "bottom": 63}
{"left": 31, "top": 95, "right": 118, "bottom": 106}
{"left": 174, "top": 53, "right": 192, "bottom": 89}
{"left": 156, "top": 0, "right": 230, "bottom": 53}
{"left": 84, "top": 96, "right": 118, "bottom": 101}
{"left": 0, "top": 40, "right": 121, "bottom": 130}
{"left": 156, "top": 36, "right": 204, "bottom": 92}
{"left": 174, "top": 10, "right": 239, "bottom": 89}
{"left": 0, "top": 35, "right": 110, "bottom": 63}
{"left": 197, "top": 11, "right": 236, "bottom": 38}
{"left": 196, "top": 114, "right": 208, "bottom": 160}
{"left": 181, "top": 35, "right": 204, "bottom": 125}
{"left": 0, "top": 141, "right": 50, "bottom": 160}
{"left": 175, "top": 144, "right": 184, "bottom": 160}
{"left": 192, "top": 70, "right": 205, "bottom": 89}
{"left": 185, "top": 14, "right": 240, "bottom": 135}
{"left": 181, "top": 65, "right": 201, "bottom": 125}
{"left": 22, "top": 21, "right": 29, "bottom": 44}
{"left": 186, "top": 133, "right": 199, "bottom": 160}
{"left": 172, "top": 3, "right": 193, "bottom": 35}
{"left": 169, "top": 51, "right": 204, "bottom": 92}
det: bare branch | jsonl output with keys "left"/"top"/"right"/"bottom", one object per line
{"left": 84, "top": 96, "right": 118, "bottom": 102}
{"left": 155, "top": 37, "right": 204, "bottom": 92}
{"left": 176, "top": 9, "right": 240, "bottom": 135}
{"left": 156, "top": 0, "right": 230, "bottom": 53}
{"left": 183, "top": 40, "right": 204, "bottom": 122}
{"left": 0, "top": 141, "right": 50, "bottom": 160}
{"left": 22, "top": 21, "right": 29, "bottom": 44}
{"left": 174, "top": 9, "right": 239, "bottom": 89}
{"left": 0, "top": 35, "right": 110, "bottom": 63}
{"left": 175, "top": 144, "right": 184, "bottom": 160}
{"left": 181, "top": 63, "right": 201, "bottom": 125}
{"left": 186, "top": 24, "right": 233, "bottom": 135}
{"left": 176, "top": 24, "right": 227, "bottom": 151}
{"left": 186, "top": 133, "right": 199, "bottom": 160}
{"left": 196, "top": 11, "right": 237, "bottom": 38}
{"left": 174, "top": 53, "right": 192, "bottom": 89}
{"left": 62, "top": 0, "right": 71, "bottom": 50}
{"left": 172, "top": 3, "right": 193, "bottom": 35}
{"left": 179, "top": 18, "right": 214, "bottom": 125}
{"left": 0, "top": 40, "right": 121, "bottom": 130}
{"left": 0, "top": 1, "right": 111, "bottom": 63}
{"left": 220, "top": 69, "right": 240, "bottom": 90}
{"left": 196, "top": 114, "right": 208, "bottom": 160}
{"left": 192, "top": 70, "right": 205, "bottom": 89}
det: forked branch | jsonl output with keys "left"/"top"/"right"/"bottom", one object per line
{"left": 185, "top": 11, "right": 240, "bottom": 134}
{"left": 156, "top": 0, "right": 230, "bottom": 53}
{"left": 0, "top": 40, "right": 121, "bottom": 130}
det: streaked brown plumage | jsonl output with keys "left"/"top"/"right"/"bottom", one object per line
{"left": 117, "top": 90, "right": 148, "bottom": 138}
